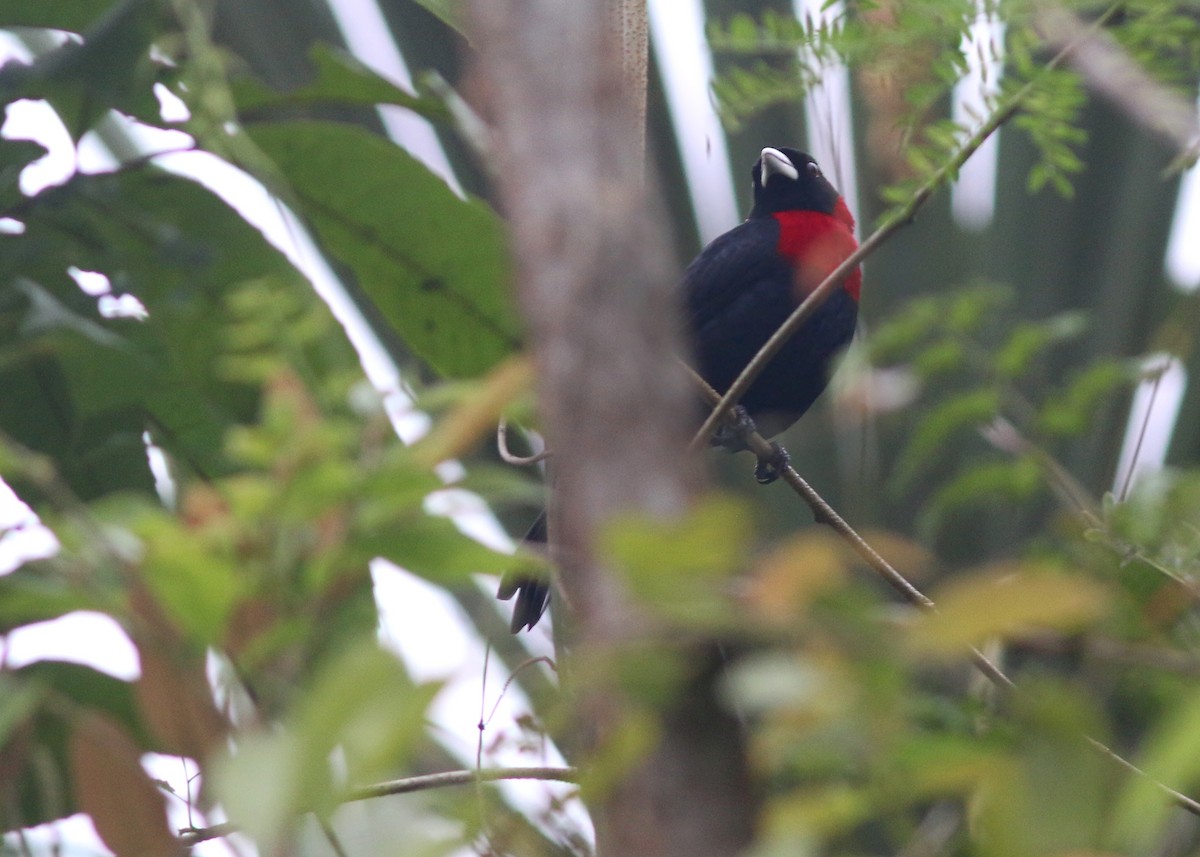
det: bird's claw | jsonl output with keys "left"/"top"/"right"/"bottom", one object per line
{"left": 754, "top": 442, "right": 790, "bottom": 484}
{"left": 711, "top": 405, "right": 757, "bottom": 454}
{"left": 711, "top": 407, "right": 790, "bottom": 484}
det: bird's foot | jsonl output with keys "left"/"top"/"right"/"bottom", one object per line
{"left": 711, "top": 405, "right": 758, "bottom": 454}
{"left": 711, "top": 407, "right": 790, "bottom": 484}
{"left": 754, "top": 442, "right": 790, "bottom": 485}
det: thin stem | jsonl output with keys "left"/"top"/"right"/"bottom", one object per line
{"left": 497, "top": 417, "right": 550, "bottom": 466}
{"left": 318, "top": 818, "right": 350, "bottom": 857}
{"left": 1118, "top": 358, "right": 1168, "bottom": 502}
{"left": 347, "top": 766, "right": 578, "bottom": 802}
{"left": 178, "top": 767, "right": 580, "bottom": 845}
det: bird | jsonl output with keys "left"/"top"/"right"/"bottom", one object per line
{"left": 499, "top": 146, "right": 862, "bottom": 632}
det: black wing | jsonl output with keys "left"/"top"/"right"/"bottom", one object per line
{"left": 683, "top": 218, "right": 783, "bottom": 334}
{"left": 681, "top": 216, "right": 858, "bottom": 435}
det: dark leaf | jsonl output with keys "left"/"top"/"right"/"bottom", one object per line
{"left": 233, "top": 43, "right": 448, "bottom": 121}
{"left": 70, "top": 712, "right": 178, "bottom": 856}
{"left": 0, "top": 0, "right": 122, "bottom": 32}
{"left": 0, "top": 0, "right": 168, "bottom": 140}
{"left": 249, "top": 120, "right": 520, "bottom": 379}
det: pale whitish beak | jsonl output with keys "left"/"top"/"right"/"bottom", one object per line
{"left": 760, "top": 147, "right": 798, "bottom": 182}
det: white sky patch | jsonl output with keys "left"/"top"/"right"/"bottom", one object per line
{"left": 1165, "top": 138, "right": 1200, "bottom": 290}
{"left": 1113, "top": 353, "right": 1186, "bottom": 497}
{"left": 951, "top": 8, "right": 1005, "bottom": 231}
{"left": 648, "top": 0, "right": 740, "bottom": 243}
{"left": 4, "top": 815, "right": 112, "bottom": 857}
{"left": 0, "top": 480, "right": 57, "bottom": 574}
{"left": 372, "top": 563, "right": 584, "bottom": 839}
{"left": 142, "top": 753, "right": 244, "bottom": 857}
{"left": 145, "top": 431, "right": 178, "bottom": 509}
{"left": 326, "top": 0, "right": 462, "bottom": 197}
{"left": 67, "top": 266, "right": 112, "bottom": 295}
{"left": 153, "top": 81, "right": 191, "bottom": 123}
{"left": 1, "top": 611, "right": 141, "bottom": 680}
{"left": 4, "top": 99, "right": 77, "bottom": 192}
{"left": 0, "top": 29, "right": 34, "bottom": 61}
{"left": 794, "top": 0, "right": 860, "bottom": 221}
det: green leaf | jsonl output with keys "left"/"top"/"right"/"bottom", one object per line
{"left": 362, "top": 510, "right": 533, "bottom": 583}
{"left": 0, "top": 0, "right": 120, "bottom": 32}
{"left": 2, "top": 167, "right": 317, "bottom": 497}
{"left": 0, "top": 138, "right": 47, "bottom": 209}
{"left": 994, "top": 312, "right": 1087, "bottom": 378}
{"left": 1037, "top": 359, "right": 1133, "bottom": 438}
{"left": 0, "top": 0, "right": 167, "bottom": 140}
{"left": 919, "top": 456, "right": 1043, "bottom": 537}
{"left": 909, "top": 564, "right": 1109, "bottom": 656}
{"left": 232, "top": 44, "right": 448, "bottom": 121}
{"left": 601, "top": 495, "right": 752, "bottom": 626}
{"left": 0, "top": 564, "right": 96, "bottom": 634}
{"left": 893, "top": 388, "right": 1001, "bottom": 490}
{"left": 249, "top": 120, "right": 521, "bottom": 379}
{"left": 128, "top": 506, "right": 245, "bottom": 647}
{"left": 1, "top": 661, "right": 158, "bottom": 830}
{"left": 214, "top": 640, "right": 438, "bottom": 848}
{"left": 1111, "top": 686, "right": 1200, "bottom": 850}
{"left": 409, "top": 0, "right": 468, "bottom": 39}
{"left": 0, "top": 351, "right": 157, "bottom": 501}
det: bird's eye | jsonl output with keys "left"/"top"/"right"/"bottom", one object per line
{"left": 806, "top": 161, "right": 822, "bottom": 178}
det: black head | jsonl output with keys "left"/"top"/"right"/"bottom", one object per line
{"left": 748, "top": 147, "right": 841, "bottom": 219}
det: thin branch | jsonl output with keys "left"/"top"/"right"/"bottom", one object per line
{"left": 981, "top": 419, "right": 1099, "bottom": 520}
{"left": 484, "top": 656, "right": 557, "bottom": 729}
{"left": 1087, "top": 737, "right": 1200, "bottom": 816}
{"left": 1016, "top": 633, "right": 1200, "bottom": 677}
{"left": 689, "top": 370, "right": 1200, "bottom": 816}
{"left": 318, "top": 818, "right": 350, "bottom": 857}
{"left": 983, "top": 418, "right": 1200, "bottom": 603}
{"left": 1118, "top": 358, "right": 1170, "bottom": 502}
{"left": 690, "top": 2, "right": 1124, "bottom": 453}
{"left": 178, "top": 767, "right": 580, "bottom": 845}
{"left": 347, "top": 766, "right": 578, "bottom": 802}
{"left": 688, "top": 368, "right": 931, "bottom": 608}
{"left": 497, "top": 417, "right": 550, "bottom": 466}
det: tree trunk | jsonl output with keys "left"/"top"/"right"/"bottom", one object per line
{"left": 467, "top": 2, "right": 756, "bottom": 854}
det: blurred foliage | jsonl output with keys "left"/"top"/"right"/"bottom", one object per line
{"left": 709, "top": 0, "right": 1200, "bottom": 215}
{"left": 0, "top": 0, "right": 1199, "bottom": 856}
{"left": 867, "top": 282, "right": 1139, "bottom": 539}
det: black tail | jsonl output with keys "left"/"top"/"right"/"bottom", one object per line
{"left": 497, "top": 511, "right": 551, "bottom": 632}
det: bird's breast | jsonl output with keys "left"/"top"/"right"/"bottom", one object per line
{"left": 771, "top": 210, "right": 861, "bottom": 302}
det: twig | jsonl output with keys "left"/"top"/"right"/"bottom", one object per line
{"left": 318, "top": 818, "right": 350, "bottom": 857}
{"left": 476, "top": 645, "right": 491, "bottom": 843}
{"left": 497, "top": 417, "right": 550, "bottom": 466}
{"left": 346, "top": 766, "right": 578, "bottom": 802}
{"left": 980, "top": 419, "right": 1099, "bottom": 520}
{"left": 690, "top": 2, "right": 1124, "bottom": 453}
{"left": 178, "top": 767, "right": 580, "bottom": 845}
{"left": 484, "top": 656, "right": 557, "bottom": 728}
{"left": 687, "top": 369, "right": 931, "bottom": 608}
{"left": 982, "top": 418, "right": 1200, "bottom": 603}
{"left": 1117, "top": 358, "right": 1170, "bottom": 502}
{"left": 1087, "top": 737, "right": 1200, "bottom": 816}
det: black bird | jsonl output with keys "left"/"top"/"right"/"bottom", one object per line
{"left": 500, "top": 147, "right": 862, "bottom": 632}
